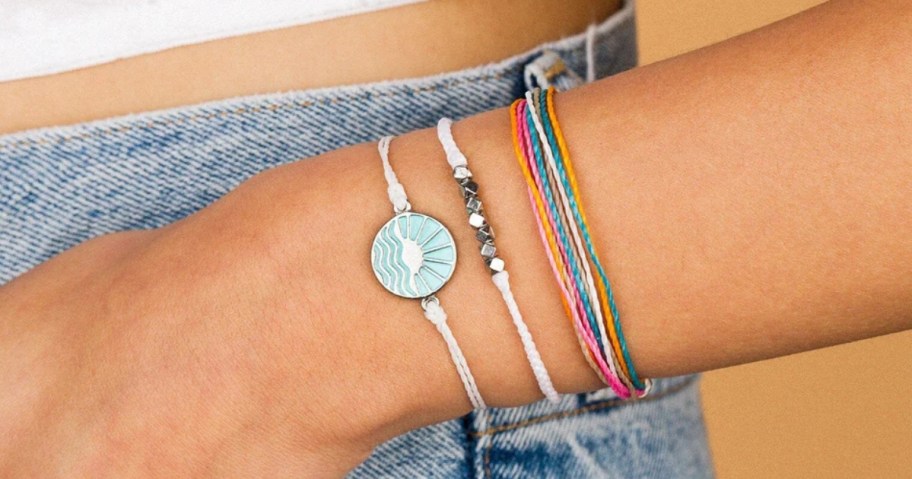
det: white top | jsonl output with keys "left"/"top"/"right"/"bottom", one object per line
{"left": 0, "top": 0, "right": 425, "bottom": 83}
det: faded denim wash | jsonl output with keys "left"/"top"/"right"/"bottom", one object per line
{"left": 0, "top": 0, "right": 714, "bottom": 476}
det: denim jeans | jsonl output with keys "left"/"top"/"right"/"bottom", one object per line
{"left": 0, "top": 0, "right": 714, "bottom": 476}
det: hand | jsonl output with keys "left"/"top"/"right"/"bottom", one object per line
{"left": 0, "top": 145, "right": 471, "bottom": 477}
{"left": 0, "top": 107, "right": 608, "bottom": 476}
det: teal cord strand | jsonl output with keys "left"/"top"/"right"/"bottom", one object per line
{"left": 537, "top": 88, "right": 645, "bottom": 390}
{"left": 524, "top": 105, "right": 606, "bottom": 355}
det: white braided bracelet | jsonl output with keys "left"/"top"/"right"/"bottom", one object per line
{"left": 436, "top": 118, "right": 560, "bottom": 404}
{"left": 370, "top": 135, "right": 486, "bottom": 410}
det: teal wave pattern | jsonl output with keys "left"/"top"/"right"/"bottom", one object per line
{"left": 371, "top": 212, "right": 456, "bottom": 299}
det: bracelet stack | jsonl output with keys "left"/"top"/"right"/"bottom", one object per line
{"left": 368, "top": 86, "right": 649, "bottom": 408}
{"left": 510, "top": 86, "right": 651, "bottom": 399}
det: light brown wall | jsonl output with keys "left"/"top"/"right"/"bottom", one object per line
{"left": 636, "top": 1, "right": 912, "bottom": 477}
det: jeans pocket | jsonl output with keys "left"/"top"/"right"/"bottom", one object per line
{"left": 471, "top": 375, "right": 714, "bottom": 478}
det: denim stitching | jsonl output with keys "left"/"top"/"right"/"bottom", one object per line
{"left": 484, "top": 439, "right": 493, "bottom": 479}
{"left": 472, "top": 375, "right": 697, "bottom": 438}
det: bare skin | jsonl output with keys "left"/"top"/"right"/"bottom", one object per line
{"left": 1, "top": 0, "right": 911, "bottom": 476}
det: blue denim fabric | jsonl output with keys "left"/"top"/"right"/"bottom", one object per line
{"left": 0, "top": 0, "right": 714, "bottom": 476}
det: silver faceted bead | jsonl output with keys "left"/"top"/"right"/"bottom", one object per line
{"left": 480, "top": 243, "right": 497, "bottom": 259}
{"left": 453, "top": 165, "right": 472, "bottom": 180}
{"left": 488, "top": 257, "right": 505, "bottom": 272}
{"left": 468, "top": 212, "right": 485, "bottom": 228}
{"left": 466, "top": 197, "right": 482, "bottom": 214}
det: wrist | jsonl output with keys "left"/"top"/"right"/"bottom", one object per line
{"left": 212, "top": 100, "right": 625, "bottom": 454}
{"left": 318, "top": 108, "right": 608, "bottom": 434}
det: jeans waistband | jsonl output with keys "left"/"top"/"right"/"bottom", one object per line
{"left": 0, "top": 0, "right": 636, "bottom": 154}
{"left": 0, "top": 0, "right": 636, "bottom": 283}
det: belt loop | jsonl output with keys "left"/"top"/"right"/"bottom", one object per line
{"left": 523, "top": 50, "right": 585, "bottom": 92}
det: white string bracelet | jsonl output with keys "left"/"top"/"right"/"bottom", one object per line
{"left": 371, "top": 135, "right": 486, "bottom": 410}
{"left": 436, "top": 118, "right": 561, "bottom": 404}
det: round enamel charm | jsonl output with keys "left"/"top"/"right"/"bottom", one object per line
{"left": 370, "top": 212, "right": 457, "bottom": 299}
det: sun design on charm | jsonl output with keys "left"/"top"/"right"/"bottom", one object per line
{"left": 371, "top": 212, "right": 457, "bottom": 299}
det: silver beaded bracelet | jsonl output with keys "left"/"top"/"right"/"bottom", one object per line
{"left": 436, "top": 118, "right": 560, "bottom": 404}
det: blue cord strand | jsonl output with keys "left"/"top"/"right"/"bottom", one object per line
{"left": 537, "top": 88, "right": 645, "bottom": 390}
{"left": 524, "top": 104, "right": 606, "bottom": 355}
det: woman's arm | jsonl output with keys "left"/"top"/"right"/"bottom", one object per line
{"left": 1, "top": 0, "right": 910, "bottom": 475}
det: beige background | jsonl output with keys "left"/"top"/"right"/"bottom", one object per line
{"left": 635, "top": 2, "right": 912, "bottom": 478}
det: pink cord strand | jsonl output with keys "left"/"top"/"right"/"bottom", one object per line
{"left": 515, "top": 101, "right": 630, "bottom": 398}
